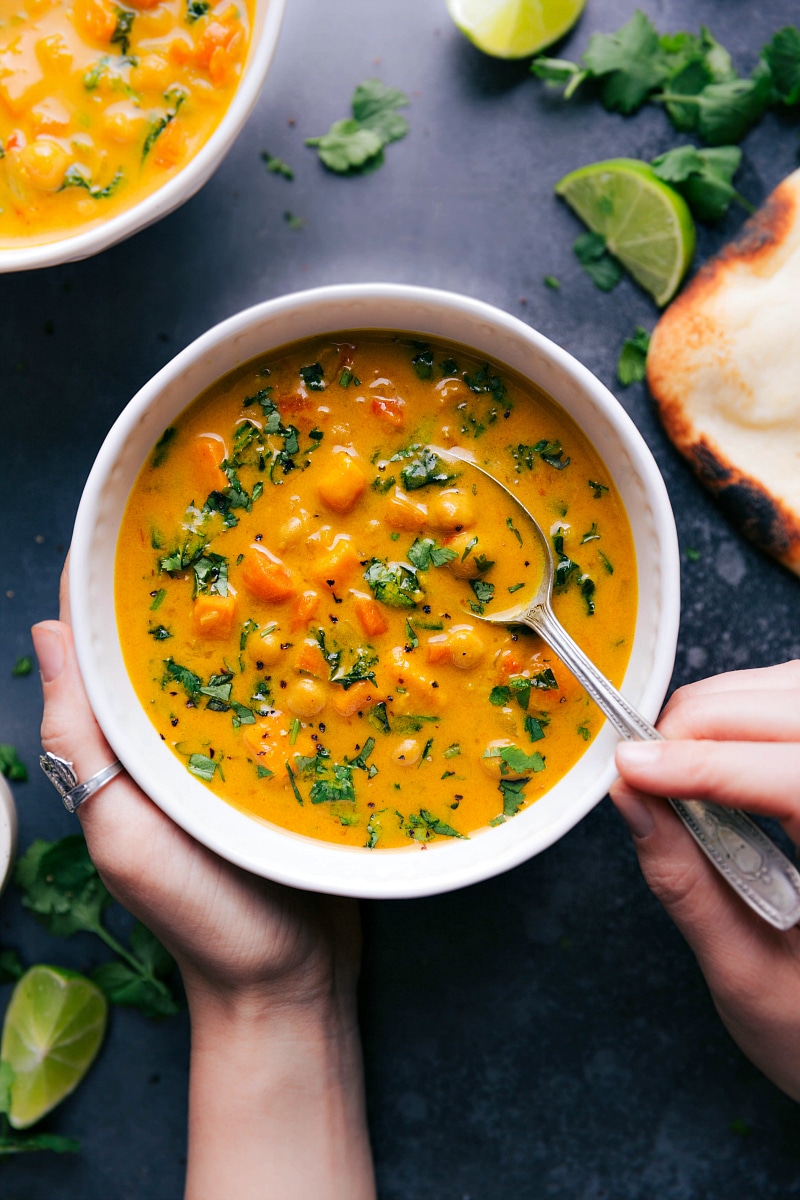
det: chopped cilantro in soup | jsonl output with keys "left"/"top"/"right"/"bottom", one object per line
{"left": 115, "top": 334, "right": 637, "bottom": 848}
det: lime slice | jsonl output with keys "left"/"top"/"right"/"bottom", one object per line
{"left": 555, "top": 158, "right": 696, "bottom": 306}
{"left": 447, "top": 0, "right": 586, "bottom": 59}
{"left": 1, "top": 965, "right": 108, "bottom": 1129}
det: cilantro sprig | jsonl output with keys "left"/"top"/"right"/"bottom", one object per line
{"left": 14, "top": 837, "right": 181, "bottom": 1019}
{"left": 531, "top": 12, "right": 798, "bottom": 146}
{"left": 305, "top": 79, "right": 409, "bottom": 174}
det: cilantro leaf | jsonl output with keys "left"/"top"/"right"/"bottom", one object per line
{"left": 0, "top": 946, "right": 24, "bottom": 983}
{"left": 162, "top": 658, "right": 202, "bottom": 698}
{"left": 188, "top": 753, "right": 220, "bottom": 781}
{"left": 484, "top": 744, "right": 546, "bottom": 774}
{"left": 305, "top": 79, "right": 409, "bottom": 174}
{"left": 651, "top": 143, "right": 749, "bottom": 221}
{"left": 15, "top": 836, "right": 112, "bottom": 937}
{"left": 469, "top": 579, "right": 495, "bottom": 605}
{"left": 573, "top": 232, "right": 623, "bottom": 292}
{"left": 498, "top": 777, "right": 529, "bottom": 817}
{"left": 406, "top": 809, "right": 466, "bottom": 841}
{"left": 261, "top": 150, "right": 294, "bottom": 179}
{"left": 364, "top": 559, "right": 421, "bottom": 608}
{"left": 617, "top": 326, "right": 651, "bottom": 386}
{"left": 582, "top": 10, "right": 671, "bottom": 113}
{"left": 351, "top": 79, "right": 410, "bottom": 142}
{"left": 398, "top": 447, "right": 459, "bottom": 491}
{"left": 407, "top": 537, "right": 458, "bottom": 571}
{"left": 12, "top": 656, "right": 32, "bottom": 677}
{"left": 763, "top": 26, "right": 800, "bottom": 106}
{"left": 0, "top": 744, "right": 27, "bottom": 782}
{"left": 657, "top": 60, "right": 773, "bottom": 144}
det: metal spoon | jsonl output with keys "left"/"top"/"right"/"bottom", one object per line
{"left": 437, "top": 448, "right": 800, "bottom": 931}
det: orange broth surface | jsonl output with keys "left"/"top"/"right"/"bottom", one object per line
{"left": 0, "top": 0, "right": 253, "bottom": 245}
{"left": 116, "top": 333, "right": 638, "bottom": 850}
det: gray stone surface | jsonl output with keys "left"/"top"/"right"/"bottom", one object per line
{"left": 2, "top": 0, "right": 800, "bottom": 1195}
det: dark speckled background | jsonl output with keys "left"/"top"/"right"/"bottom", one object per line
{"left": 2, "top": 0, "right": 800, "bottom": 1196}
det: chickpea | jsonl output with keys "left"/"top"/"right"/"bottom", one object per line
{"left": 391, "top": 738, "right": 422, "bottom": 767}
{"left": 248, "top": 632, "right": 283, "bottom": 667}
{"left": 449, "top": 627, "right": 485, "bottom": 670}
{"left": 102, "top": 105, "right": 145, "bottom": 145}
{"left": 384, "top": 488, "right": 427, "bottom": 531}
{"left": 131, "top": 53, "right": 172, "bottom": 93}
{"left": 278, "top": 508, "right": 310, "bottom": 550}
{"left": 285, "top": 678, "right": 326, "bottom": 719}
{"left": 428, "top": 489, "right": 475, "bottom": 531}
{"left": 19, "top": 139, "right": 71, "bottom": 191}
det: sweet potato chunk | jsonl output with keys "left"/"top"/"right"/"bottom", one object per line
{"left": 317, "top": 453, "right": 366, "bottom": 513}
{"left": 192, "top": 592, "right": 237, "bottom": 638}
{"left": 241, "top": 546, "right": 297, "bottom": 603}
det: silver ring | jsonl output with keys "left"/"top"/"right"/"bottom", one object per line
{"left": 40, "top": 751, "right": 124, "bottom": 813}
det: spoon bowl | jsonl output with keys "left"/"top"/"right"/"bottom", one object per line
{"left": 437, "top": 448, "right": 800, "bottom": 931}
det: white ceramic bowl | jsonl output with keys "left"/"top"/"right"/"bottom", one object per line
{"left": 0, "top": 0, "right": 285, "bottom": 274}
{"left": 0, "top": 774, "right": 18, "bottom": 898}
{"left": 70, "top": 284, "right": 680, "bottom": 899}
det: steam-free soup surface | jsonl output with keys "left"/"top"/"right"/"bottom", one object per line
{"left": 116, "top": 334, "right": 637, "bottom": 849}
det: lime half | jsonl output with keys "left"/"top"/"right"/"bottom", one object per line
{"left": 1, "top": 965, "right": 108, "bottom": 1129}
{"left": 555, "top": 158, "right": 696, "bottom": 306}
{"left": 447, "top": 0, "right": 586, "bottom": 59}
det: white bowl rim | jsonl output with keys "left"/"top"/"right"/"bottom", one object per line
{"left": 70, "top": 282, "right": 680, "bottom": 898}
{"left": 0, "top": 773, "right": 19, "bottom": 898}
{"left": 0, "top": 0, "right": 286, "bottom": 273}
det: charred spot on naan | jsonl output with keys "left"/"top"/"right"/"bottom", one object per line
{"left": 684, "top": 437, "right": 800, "bottom": 571}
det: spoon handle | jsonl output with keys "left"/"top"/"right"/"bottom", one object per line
{"left": 526, "top": 602, "right": 800, "bottom": 932}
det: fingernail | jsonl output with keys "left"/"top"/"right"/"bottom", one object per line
{"left": 611, "top": 787, "right": 655, "bottom": 840}
{"left": 616, "top": 741, "right": 663, "bottom": 769}
{"left": 32, "top": 624, "right": 64, "bottom": 683}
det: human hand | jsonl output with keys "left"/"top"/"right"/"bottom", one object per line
{"left": 610, "top": 661, "right": 800, "bottom": 1102}
{"left": 32, "top": 563, "right": 375, "bottom": 1200}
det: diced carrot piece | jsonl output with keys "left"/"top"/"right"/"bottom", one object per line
{"left": 317, "top": 453, "right": 366, "bottom": 514}
{"left": 425, "top": 635, "right": 452, "bottom": 665}
{"left": 241, "top": 546, "right": 298, "bottom": 603}
{"left": 209, "top": 44, "right": 234, "bottom": 87}
{"left": 497, "top": 648, "right": 523, "bottom": 679}
{"left": 169, "top": 37, "right": 193, "bottom": 65}
{"left": 129, "top": 0, "right": 161, "bottom": 9}
{"left": 353, "top": 593, "right": 389, "bottom": 637}
{"left": 192, "top": 592, "right": 237, "bottom": 638}
{"left": 295, "top": 639, "right": 328, "bottom": 679}
{"left": 331, "top": 679, "right": 384, "bottom": 718}
{"left": 371, "top": 397, "right": 406, "bottom": 428}
{"left": 290, "top": 589, "right": 319, "bottom": 632}
{"left": 384, "top": 489, "right": 427, "bottom": 531}
{"left": 153, "top": 117, "right": 187, "bottom": 169}
{"left": 5, "top": 131, "right": 24, "bottom": 152}
{"left": 194, "top": 435, "right": 227, "bottom": 497}
{"left": 194, "top": 20, "right": 234, "bottom": 67}
{"left": 313, "top": 537, "right": 360, "bottom": 592}
{"left": 280, "top": 393, "right": 313, "bottom": 416}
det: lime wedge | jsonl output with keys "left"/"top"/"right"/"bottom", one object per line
{"left": 1, "top": 965, "right": 108, "bottom": 1129}
{"left": 555, "top": 158, "right": 696, "bottom": 306}
{"left": 447, "top": 0, "right": 586, "bottom": 59}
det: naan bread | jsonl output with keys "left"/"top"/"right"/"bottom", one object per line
{"left": 647, "top": 167, "right": 800, "bottom": 576}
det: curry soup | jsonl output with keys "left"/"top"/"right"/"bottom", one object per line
{"left": 0, "top": 0, "right": 252, "bottom": 245}
{"left": 116, "top": 333, "right": 637, "bottom": 849}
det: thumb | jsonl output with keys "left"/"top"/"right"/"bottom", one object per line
{"left": 34, "top": 620, "right": 115, "bottom": 782}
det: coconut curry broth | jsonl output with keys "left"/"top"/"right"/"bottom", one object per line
{"left": 0, "top": 0, "right": 253, "bottom": 245}
{"left": 116, "top": 334, "right": 637, "bottom": 849}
